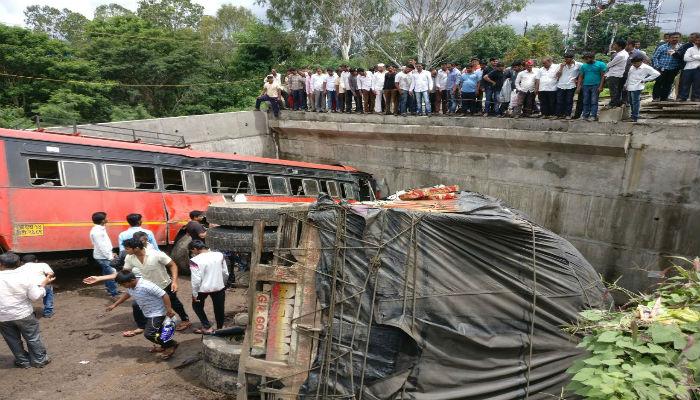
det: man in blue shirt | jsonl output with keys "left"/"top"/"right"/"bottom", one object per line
{"left": 576, "top": 52, "right": 607, "bottom": 121}
{"left": 446, "top": 63, "right": 461, "bottom": 114}
{"left": 651, "top": 32, "right": 682, "bottom": 101}
{"left": 459, "top": 65, "right": 482, "bottom": 115}
{"left": 118, "top": 213, "right": 159, "bottom": 252}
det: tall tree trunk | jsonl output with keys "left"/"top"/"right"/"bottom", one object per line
{"left": 340, "top": 31, "right": 352, "bottom": 60}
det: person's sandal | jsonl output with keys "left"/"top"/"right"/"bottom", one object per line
{"left": 194, "top": 327, "right": 215, "bottom": 335}
{"left": 149, "top": 346, "right": 165, "bottom": 353}
{"left": 175, "top": 321, "right": 192, "bottom": 332}
{"left": 122, "top": 329, "right": 144, "bottom": 337}
{"left": 160, "top": 343, "right": 179, "bottom": 360}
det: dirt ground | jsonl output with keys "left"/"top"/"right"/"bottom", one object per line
{"left": 0, "top": 270, "right": 247, "bottom": 400}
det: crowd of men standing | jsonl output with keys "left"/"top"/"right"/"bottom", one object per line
{"left": 257, "top": 32, "right": 700, "bottom": 122}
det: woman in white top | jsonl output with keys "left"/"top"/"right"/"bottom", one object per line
{"left": 189, "top": 240, "right": 229, "bottom": 334}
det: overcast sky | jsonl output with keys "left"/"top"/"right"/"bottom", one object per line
{"left": 0, "top": 0, "right": 695, "bottom": 34}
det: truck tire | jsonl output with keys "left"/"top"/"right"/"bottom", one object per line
{"left": 206, "top": 203, "right": 294, "bottom": 227}
{"left": 207, "top": 227, "right": 277, "bottom": 253}
{"left": 170, "top": 235, "right": 192, "bottom": 276}
{"left": 201, "top": 361, "right": 238, "bottom": 395}
{"left": 202, "top": 335, "right": 242, "bottom": 371}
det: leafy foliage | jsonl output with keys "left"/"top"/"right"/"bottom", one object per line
{"left": 573, "top": 3, "right": 661, "bottom": 54}
{"left": 565, "top": 259, "right": 700, "bottom": 399}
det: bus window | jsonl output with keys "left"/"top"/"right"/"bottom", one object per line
{"left": 104, "top": 164, "right": 135, "bottom": 189}
{"left": 319, "top": 180, "right": 328, "bottom": 194}
{"left": 270, "top": 177, "right": 289, "bottom": 195}
{"left": 163, "top": 169, "right": 184, "bottom": 191}
{"left": 183, "top": 170, "right": 207, "bottom": 193}
{"left": 28, "top": 159, "right": 62, "bottom": 187}
{"left": 303, "top": 179, "right": 320, "bottom": 196}
{"left": 211, "top": 172, "right": 250, "bottom": 194}
{"left": 134, "top": 167, "right": 157, "bottom": 190}
{"left": 327, "top": 181, "right": 340, "bottom": 197}
{"left": 61, "top": 161, "right": 97, "bottom": 188}
{"left": 253, "top": 175, "right": 271, "bottom": 194}
{"left": 289, "top": 178, "right": 304, "bottom": 195}
{"left": 358, "top": 179, "right": 374, "bottom": 201}
{"left": 341, "top": 183, "right": 356, "bottom": 200}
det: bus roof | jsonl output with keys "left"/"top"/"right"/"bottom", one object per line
{"left": 0, "top": 128, "right": 358, "bottom": 173}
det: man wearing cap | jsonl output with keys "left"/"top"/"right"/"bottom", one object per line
{"left": 372, "top": 64, "right": 386, "bottom": 113}
{"left": 576, "top": 52, "right": 607, "bottom": 121}
{"left": 555, "top": 53, "right": 581, "bottom": 119}
{"left": 255, "top": 75, "right": 281, "bottom": 117}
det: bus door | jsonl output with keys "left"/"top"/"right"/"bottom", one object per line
{"left": 101, "top": 163, "right": 168, "bottom": 247}
{"left": 161, "top": 168, "right": 218, "bottom": 244}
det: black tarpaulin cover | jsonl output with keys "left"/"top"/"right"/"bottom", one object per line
{"left": 299, "top": 192, "right": 608, "bottom": 400}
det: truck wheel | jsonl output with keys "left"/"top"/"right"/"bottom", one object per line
{"left": 171, "top": 235, "right": 192, "bottom": 276}
{"left": 206, "top": 203, "right": 292, "bottom": 227}
{"left": 202, "top": 335, "right": 242, "bottom": 371}
{"left": 201, "top": 361, "right": 238, "bottom": 395}
{"left": 207, "top": 227, "right": 277, "bottom": 253}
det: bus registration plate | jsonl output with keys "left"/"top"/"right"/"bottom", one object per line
{"left": 15, "top": 224, "right": 45, "bottom": 237}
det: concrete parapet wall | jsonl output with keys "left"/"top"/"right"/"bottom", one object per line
{"left": 272, "top": 112, "right": 700, "bottom": 292}
{"left": 53, "top": 111, "right": 274, "bottom": 157}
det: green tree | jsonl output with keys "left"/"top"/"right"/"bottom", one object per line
{"left": 525, "top": 24, "right": 565, "bottom": 56}
{"left": 24, "top": 5, "right": 88, "bottom": 42}
{"left": 94, "top": 4, "right": 135, "bottom": 20}
{"left": 136, "top": 0, "right": 204, "bottom": 31}
{"left": 503, "top": 36, "right": 550, "bottom": 63}
{"left": 258, "top": 0, "right": 391, "bottom": 60}
{"left": 0, "top": 24, "right": 105, "bottom": 117}
{"left": 83, "top": 15, "right": 206, "bottom": 116}
{"left": 0, "top": 107, "right": 33, "bottom": 129}
{"left": 449, "top": 25, "right": 519, "bottom": 63}
{"left": 573, "top": 3, "right": 660, "bottom": 53}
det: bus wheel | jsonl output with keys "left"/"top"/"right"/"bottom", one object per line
{"left": 171, "top": 235, "right": 192, "bottom": 276}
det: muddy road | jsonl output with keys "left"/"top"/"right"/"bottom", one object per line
{"left": 0, "top": 269, "right": 246, "bottom": 400}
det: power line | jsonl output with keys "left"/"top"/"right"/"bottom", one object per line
{"left": 0, "top": 72, "right": 262, "bottom": 88}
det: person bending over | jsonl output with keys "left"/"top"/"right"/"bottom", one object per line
{"left": 107, "top": 271, "right": 178, "bottom": 359}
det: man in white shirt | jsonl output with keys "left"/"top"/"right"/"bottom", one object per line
{"left": 324, "top": 68, "right": 338, "bottom": 112}
{"left": 372, "top": 64, "right": 386, "bottom": 113}
{"left": 395, "top": 65, "right": 414, "bottom": 116}
{"left": 435, "top": 64, "right": 449, "bottom": 114}
{"left": 410, "top": 63, "right": 434, "bottom": 116}
{"left": 535, "top": 57, "right": 560, "bottom": 118}
{"left": 311, "top": 68, "right": 326, "bottom": 112}
{"left": 89, "top": 211, "right": 119, "bottom": 298}
{"left": 555, "top": 53, "right": 581, "bottom": 119}
{"left": 514, "top": 60, "right": 537, "bottom": 117}
{"left": 0, "top": 252, "right": 54, "bottom": 368}
{"left": 679, "top": 34, "right": 700, "bottom": 102}
{"left": 189, "top": 240, "right": 229, "bottom": 333}
{"left": 19, "top": 255, "right": 54, "bottom": 318}
{"left": 340, "top": 65, "right": 352, "bottom": 113}
{"left": 605, "top": 39, "right": 629, "bottom": 108}
{"left": 358, "top": 68, "right": 373, "bottom": 113}
{"left": 624, "top": 56, "right": 660, "bottom": 122}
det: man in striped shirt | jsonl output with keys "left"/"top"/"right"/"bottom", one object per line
{"left": 107, "top": 271, "right": 178, "bottom": 359}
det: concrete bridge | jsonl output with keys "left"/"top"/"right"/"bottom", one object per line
{"left": 60, "top": 111, "right": 700, "bottom": 292}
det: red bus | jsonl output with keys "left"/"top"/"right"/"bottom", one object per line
{"left": 0, "top": 127, "right": 376, "bottom": 255}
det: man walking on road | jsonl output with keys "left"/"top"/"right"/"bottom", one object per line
{"left": 189, "top": 240, "right": 229, "bottom": 334}
{"left": 89, "top": 211, "right": 119, "bottom": 298}
{"left": 0, "top": 252, "right": 54, "bottom": 368}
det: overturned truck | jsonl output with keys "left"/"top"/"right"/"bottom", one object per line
{"left": 212, "top": 192, "right": 609, "bottom": 399}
